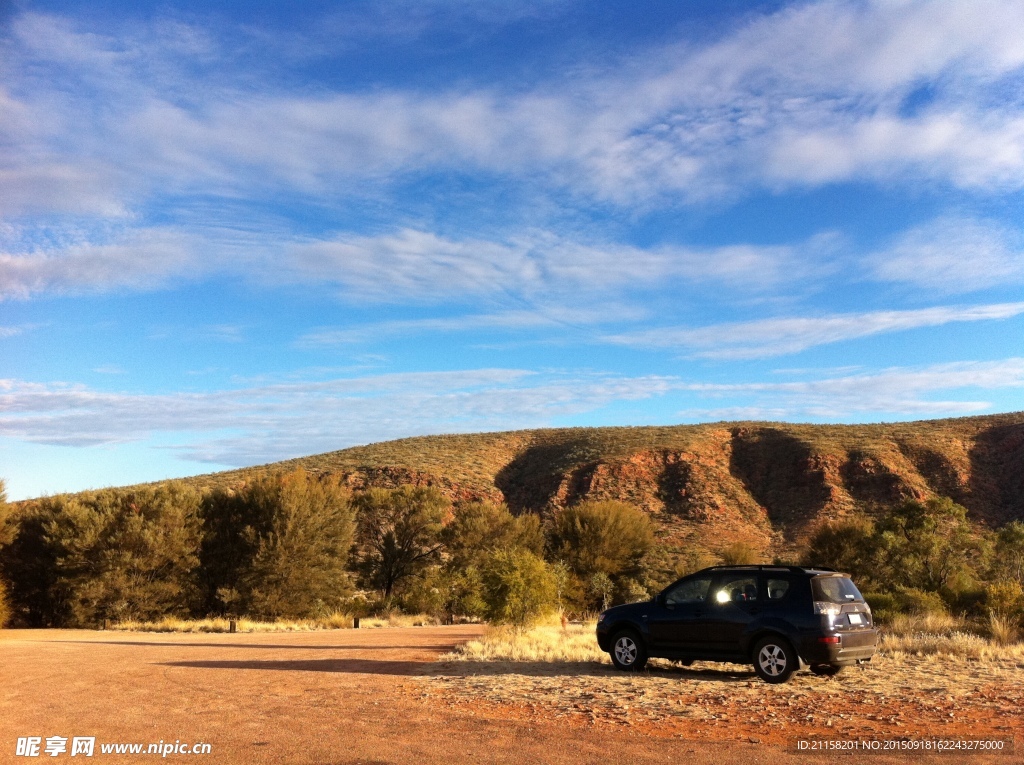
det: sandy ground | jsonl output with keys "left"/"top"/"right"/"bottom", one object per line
{"left": 1, "top": 627, "right": 1019, "bottom": 764}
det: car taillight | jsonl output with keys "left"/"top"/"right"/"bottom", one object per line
{"left": 813, "top": 602, "right": 842, "bottom": 616}
{"left": 817, "top": 636, "right": 841, "bottom": 644}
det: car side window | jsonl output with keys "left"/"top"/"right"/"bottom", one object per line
{"left": 711, "top": 574, "right": 758, "bottom": 605}
{"left": 664, "top": 576, "right": 712, "bottom": 606}
{"left": 766, "top": 578, "right": 791, "bottom": 600}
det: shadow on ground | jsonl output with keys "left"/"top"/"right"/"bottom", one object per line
{"left": 158, "top": 657, "right": 758, "bottom": 682}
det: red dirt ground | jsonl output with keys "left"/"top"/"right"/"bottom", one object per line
{"left": 1, "top": 627, "right": 1016, "bottom": 764}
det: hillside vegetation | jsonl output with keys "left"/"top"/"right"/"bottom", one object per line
{"left": 166, "top": 411, "right": 1024, "bottom": 557}
{"left": 3, "top": 412, "right": 1024, "bottom": 630}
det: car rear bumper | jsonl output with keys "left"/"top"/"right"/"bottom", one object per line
{"left": 800, "top": 628, "right": 878, "bottom": 665}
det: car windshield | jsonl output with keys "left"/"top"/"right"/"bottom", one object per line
{"left": 812, "top": 575, "right": 864, "bottom": 603}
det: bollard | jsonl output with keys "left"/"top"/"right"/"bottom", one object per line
{"left": 353, "top": 616, "right": 360, "bottom": 629}
{"left": 229, "top": 619, "right": 236, "bottom": 634}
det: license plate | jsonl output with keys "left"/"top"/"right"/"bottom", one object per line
{"left": 848, "top": 613, "right": 863, "bottom": 625}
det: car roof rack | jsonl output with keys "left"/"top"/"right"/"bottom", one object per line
{"left": 695, "top": 564, "right": 840, "bottom": 574}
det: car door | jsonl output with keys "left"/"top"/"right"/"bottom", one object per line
{"left": 702, "top": 573, "right": 761, "bottom": 657}
{"left": 646, "top": 574, "right": 714, "bottom": 654}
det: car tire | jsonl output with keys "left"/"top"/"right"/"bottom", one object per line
{"left": 610, "top": 629, "right": 648, "bottom": 671}
{"left": 810, "top": 664, "right": 844, "bottom": 677}
{"left": 752, "top": 636, "right": 798, "bottom": 684}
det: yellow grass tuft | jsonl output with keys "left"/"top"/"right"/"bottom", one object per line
{"left": 448, "top": 619, "right": 608, "bottom": 663}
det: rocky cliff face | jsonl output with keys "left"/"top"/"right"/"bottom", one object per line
{"left": 162, "top": 412, "right": 1024, "bottom": 559}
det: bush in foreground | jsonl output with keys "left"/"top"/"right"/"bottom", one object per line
{"left": 481, "top": 548, "right": 556, "bottom": 626}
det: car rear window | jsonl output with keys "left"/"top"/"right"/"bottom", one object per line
{"left": 812, "top": 575, "right": 864, "bottom": 603}
{"left": 766, "top": 578, "right": 791, "bottom": 600}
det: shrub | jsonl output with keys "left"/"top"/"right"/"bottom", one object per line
{"left": 550, "top": 500, "right": 653, "bottom": 583}
{"left": 892, "top": 587, "right": 948, "bottom": 616}
{"left": 804, "top": 517, "right": 875, "bottom": 578}
{"left": 985, "top": 579, "right": 1024, "bottom": 619}
{"left": 863, "top": 591, "right": 899, "bottom": 621}
{"left": 481, "top": 548, "right": 556, "bottom": 626}
{"left": 719, "top": 541, "right": 762, "bottom": 566}
{"left": 992, "top": 521, "right": 1024, "bottom": 586}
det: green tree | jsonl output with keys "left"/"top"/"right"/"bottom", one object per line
{"left": 873, "top": 497, "right": 979, "bottom": 593}
{"left": 481, "top": 548, "right": 556, "bottom": 626}
{"left": 550, "top": 500, "right": 654, "bottom": 583}
{"left": 992, "top": 521, "right": 1024, "bottom": 587}
{"left": 442, "top": 501, "right": 544, "bottom": 569}
{"left": 201, "top": 471, "right": 355, "bottom": 619}
{"left": 804, "top": 516, "right": 876, "bottom": 580}
{"left": 354, "top": 486, "right": 449, "bottom": 602}
{"left": 1, "top": 484, "right": 203, "bottom": 626}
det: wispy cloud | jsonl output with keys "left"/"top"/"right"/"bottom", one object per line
{"left": 4, "top": 358, "right": 1023, "bottom": 468}
{"left": 0, "top": 369, "right": 675, "bottom": 465}
{"left": 684, "top": 358, "right": 1024, "bottom": 420}
{"left": 295, "top": 305, "right": 646, "bottom": 347}
{"left": 865, "top": 217, "right": 1024, "bottom": 294}
{"left": 5, "top": 1, "right": 1024, "bottom": 223}
{"left": 283, "top": 228, "right": 829, "bottom": 302}
{"left": 0, "top": 228, "right": 198, "bottom": 300}
{"left": 606, "top": 302, "right": 1024, "bottom": 359}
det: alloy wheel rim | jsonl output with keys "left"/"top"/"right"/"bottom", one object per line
{"left": 615, "top": 637, "right": 637, "bottom": 665}
{"left": 758, "top": 644, "right": 787, "bottom": 676}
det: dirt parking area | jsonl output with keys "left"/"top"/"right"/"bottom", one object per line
{"left": 2, "top": 627, "right": 1019, "bottom": 764}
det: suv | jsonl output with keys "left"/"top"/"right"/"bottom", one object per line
{"left": 595, "top": 565, "right": 877, "bottom": 683}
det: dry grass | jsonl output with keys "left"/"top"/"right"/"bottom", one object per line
{"left": 109, "top": 612, "right": 437, "bottom": 633}
{"left": 448, "top": 615, "right": 1024, "bottom": 665}
{"left": 360, "top": 613, "right": 440, "bottom": 629}
{"left": 451, "top": 620, "right": 608, "bottom": 663}
{"left": 881, "top": 611, "right": 966, "bottom": 637}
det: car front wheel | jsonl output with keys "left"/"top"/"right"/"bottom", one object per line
{"left": 610, "top": 630, "right": 648, "bottom": 671}
{"left": 752, "top": 636, "right": 797, "bottom": 683}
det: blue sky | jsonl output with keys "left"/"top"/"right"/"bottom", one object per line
{"left": 3, "top": 0, "right": 1024, "bottom": 499}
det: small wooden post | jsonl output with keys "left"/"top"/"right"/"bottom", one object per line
{"left": 353, "top": 617, "right": 360, "bottom": 629}
{"left": 229, "top": 619, "right": 236, "bottom": 634}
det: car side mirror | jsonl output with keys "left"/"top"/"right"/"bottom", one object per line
{"left": 655, "top": 592, "right": 666, "bottom": 606}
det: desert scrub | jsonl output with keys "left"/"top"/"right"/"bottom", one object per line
{"left": 448, "top": 618, "right": 608, "bottom": 663}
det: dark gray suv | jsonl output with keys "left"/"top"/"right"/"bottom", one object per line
{"left": 595, "top": 565, "right": 877, "bottom": 683}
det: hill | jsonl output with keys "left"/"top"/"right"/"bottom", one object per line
{"left": 161, "top": 411, "right": 1024, "bottom": 559}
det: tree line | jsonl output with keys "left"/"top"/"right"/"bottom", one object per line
{"left": 0, "top": 472, "right": 657, "bottom": 627}
{"left": 807, "top": 496, "right": 1024, "bottom": 624}
{"left": 2, "top": 474, "right": 1022, "bottom": 630}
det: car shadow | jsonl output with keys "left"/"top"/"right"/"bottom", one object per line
{"left": 58, "top": 641, "right": 445, "bottom": 651}
{"left": 157, "top": 657, "right": 757, "bottom": 682}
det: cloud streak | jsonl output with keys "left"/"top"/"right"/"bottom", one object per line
{"left": 4, "top": 359, "right": 1023, "bottom": 468}
{"left": 606, "top": 302, "right": 1024, "bottom": 359}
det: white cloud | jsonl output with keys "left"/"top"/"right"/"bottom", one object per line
{"left": 283, "top": 228, "right": 825, "bottom": 302}
{"left": 3, "top": 358, "right": 1022, "bottom": 469}
{"left": 0, "top": 228, "right": 198, "bottom": 300}
{"left": 0, "top": 369, "right": 675, "bottom": 465}
{"left": 683, "top": 358, "right": 1024, "bottom": 420}
{"left": 606, "top": 302, "right": 1024, "bottom": 359}
{"left": 295, "top": 305, "right": 646, "bottom": 347}
{"left": 5, "top": 1, "right": 1024, "bottom": 220}
{"left": 866, "top": 217, "right": 1024, "bottom": 293}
